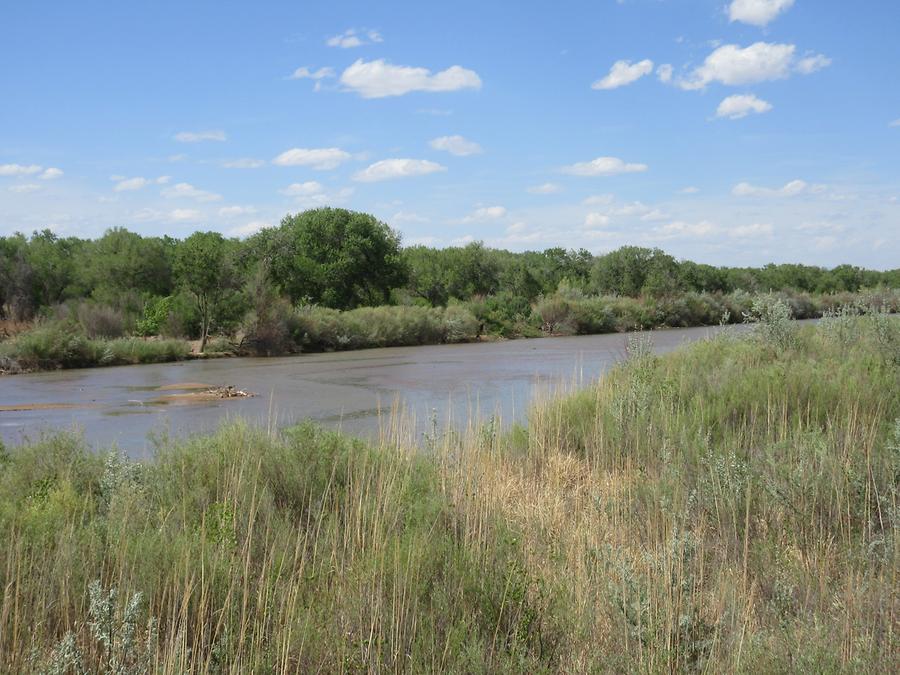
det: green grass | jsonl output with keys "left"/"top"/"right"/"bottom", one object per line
{"left": 1, "top": 312, "right": 897, "bottom": 672}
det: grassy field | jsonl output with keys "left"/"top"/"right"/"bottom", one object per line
{"left": 0, "top": 305, "right": 897, "bottom": 672}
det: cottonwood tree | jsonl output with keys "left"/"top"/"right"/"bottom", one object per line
{"left": 174, "top": 231, "right": 236, "bottom": 352}
{"left": 259, "top": 208, "right": 407, "bottom": 309}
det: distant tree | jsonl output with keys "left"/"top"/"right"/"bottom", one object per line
{"left": 446, "top": 242, "right": 500, "bottom": 299}
{"left": 591, "top": 246, "right": 681, "bottom": 297}
{"left": 499, "top": 259, "right": 543, "bottom": 301}
{"left": 828, "top": 264, "right": 864, "bottom": 293}
{"left": 679, "top": 261, "right": 732, "bottom": 294}
{"left": 82, "top": 228, "right": 173, "bottom": 299}
{"left": 0, "top": 234, "right": 34, "bottom": 319}
{"left": 263, "top": 208, "right": 407, "bottom": 309}
{"left": 404, "top": 246, "right": 452, "bottom": 306}
{"left": 174, "top": 231, "right": 236, "bottom": 352}
{"left": 24, "top": 230, "right": 82, "bottom": 308}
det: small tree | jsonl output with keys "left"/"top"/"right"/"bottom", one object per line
{"left": 174, "top": 231, "right": 235, "bottom": 352}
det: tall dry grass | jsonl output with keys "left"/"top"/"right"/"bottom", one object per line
{"left": 1, "top": 310, "right": 897, "bottom": 672}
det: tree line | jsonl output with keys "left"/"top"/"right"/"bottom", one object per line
{"left": 2, "top": 208, "right": 897, "bottom": 350}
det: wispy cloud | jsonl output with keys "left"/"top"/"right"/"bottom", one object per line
{"left": 462, "top": 205, "right": 507, "bottom": 222}
{"left": 678, "top": 42, "right": 829, "bottom": 90}
{"left": 528, "top": 183, "right": 562, "bottom": 194}
{"left": 289, "top": 66, "right": 335, "bottom": 80}
{"left": 732, "top": 179, "right": 823, "bottom": 197}
{"left": 728, "top": 0, "right": 795, "bottom": 27}
{"left": 112, "top": 175, "right": 169, "bottom": 192}
{"left": 716, "top": 94, "right": 773, "bottom": 119}
{"left": 223, "top": 158, "right": 266, "bottom": 169}
{"left": 326, "top": 28, "right": 383, "bottom": 49}
{"left": 340, "top": 59, "right": 482, "bottom": 98}
{"left": 0, "top": 163, "right": 42, "bottom": 176}
{"left": 592, "top": 59, "right": 654, "bottom": 90}
{"left": 272, "top": 147, "right": 351, "bottom": 170}
{"left": 429, "top": 135, "right": 483, "bottom": 156}
{"left": 353, "top": 158, "right": 446, "bottom": 182}
{"left": 561, "top": 156, "right": 648, "bottom": 176}
{"left": 173, "top": 130, "right": 227, "bottom": 143}
{"left": 161, "top": 182, "right": 222, "bottom": 202}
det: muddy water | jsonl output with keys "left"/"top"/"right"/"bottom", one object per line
{"left": 0, "top": 324, "right": 755, "bottom": 458}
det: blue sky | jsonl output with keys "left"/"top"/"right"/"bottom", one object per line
{"left": 1, "top": 0, "right": 898, "bottom": 268}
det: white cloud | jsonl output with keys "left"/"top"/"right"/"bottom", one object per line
{"left": 592, "top": 59, "right": 654, "bottom": 90}
{"left": 582, "top": 194, "right": 615, "bottom": 205}
{"left": 611, "top": 201, "right": 653, "bottom": 216}
{"left": 169, "top": 209, "right": 202, "bottom": 222}
{"left": 162, "top": 182, "right": 222, "bottom": 202}
{"left": 114, "top": 176, "right": 150, "bottom": 191}
{"left": 230, "top": 221, "right": 272, "bottom": 237}
{"left": 679, "top": 42, "right": 829, "bottom": 90}
{"left": 40, "top": 167, "right": 63, "bottom": 180}
{"left": 462, "top": 205, "right": 507, "bottom": 222}
{"left": 272, "top": 147, "right": 351, "bottom": 170}
{"left": 583, "top": 213, "right": 611, "bottom": 228}
{"left": 168, "top": 153, "right": 188, "bottom": 163}
{"left": 280, "top": 181, "right": 324, "bottom": 196}
{"left": 657, "top": 64, "right": 673, "bottom": 84}
{"left": 732, "top": 179, "right": 813, "bottom": 197}
{"left": 716, "top": 93, "right": 773, "bottom": 119}
{"left": 640, "top": 209, "right": 669, "bottom": 222}
{"left": 561, "top": 156, "right": 648, "bottom": 176}
{"left": 730, "top": 222, "right": 774, "bottom": 238}
{"left": 218, "top": 205, "right": 257, "bottom": 218}
{"left": 795, "top": 54, "right": 832, "bottom": 75}
{"left": 289, "top": 66, "right": 335, "bottom": 80}
{"left": 223, "top": 158, "right": 265, "bottom": 169}
{"left": 339, "top": 59, "right": 482, "bottom": 98}
{"left": 528, "top": 182, "right": 562, "bottom": 194}
{"left": 813, "top": 235, "right": 838, "bottom": 250}
{"left": 889, "top": 119, "right": 900, "bottom": 128}
{"left": 679, "top": 186, "right": 700, "bottom": 194}
{"left": 174, "top": 130, "right": 227, "bottom": 143}
{"left": 429, "top": 135, "right": 483, "bottom": 156}
{"left": 392, "top": 211, "right": 429, "bottom": 224}
{"left": 729, "top": 0, "right": 795, "bottom": 27}
{"left": 656, "top": 220, "right": 718, "bottom": 238}
{"left": 326, "top": 29, "right": 383, "bottom": 49}
{"left": 0, "top": 163, "right": 42, "bottom": 176}
{"left": 353, "top": 158, "right": 446, "bottom": 182}
{"left": 9, "top": 184, "right": 41, "bottom": 193}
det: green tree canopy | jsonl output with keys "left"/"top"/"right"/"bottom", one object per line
{"left": 591, "top": 246, "right": 681, "bottom": 298}
{"left": 259, "top": 208, "right": 407, "bottom": 309}
{"left": 81, "top": 228, "right": 174, "bottom": 300}
{"left": 174, "top": 231, "right": 237, "bottom": 352}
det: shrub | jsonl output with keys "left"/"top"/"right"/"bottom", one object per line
{"left": 0, "top": 321, "right": 190, "bottom": 371}
{"left": 72, "top": 302, "right": 127, "bottom": 339}
{"left": 293, "top": 304, "right": 479, "bottom": 351}
{"left": 534, "top": 296, "right": 574, "bottom": 334}
{"left": 745, "top": 293, "right": 797, "bottom": 350}
{"left": 135, "top": 296, "right": 173, "bottom": 337}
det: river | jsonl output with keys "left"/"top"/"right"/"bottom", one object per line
{"left": 0, "top": 323, "right": 756, "bottom": 457}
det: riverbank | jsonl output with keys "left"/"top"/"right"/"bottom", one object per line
{"left": 1, "top": 309, "right": 897, "bottom": 672}
{"left": 2, "top": 288, "right": 897, "bottom": 374}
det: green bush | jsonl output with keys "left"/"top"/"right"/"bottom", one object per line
{"left": 0, "top": 320, "right": 190, "bottom": 371}
{"left": 294, "top": 304, "right": 480, "bottom": 351}
{"left": 135, "top": 296, "right": 173, "bottom": 336}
